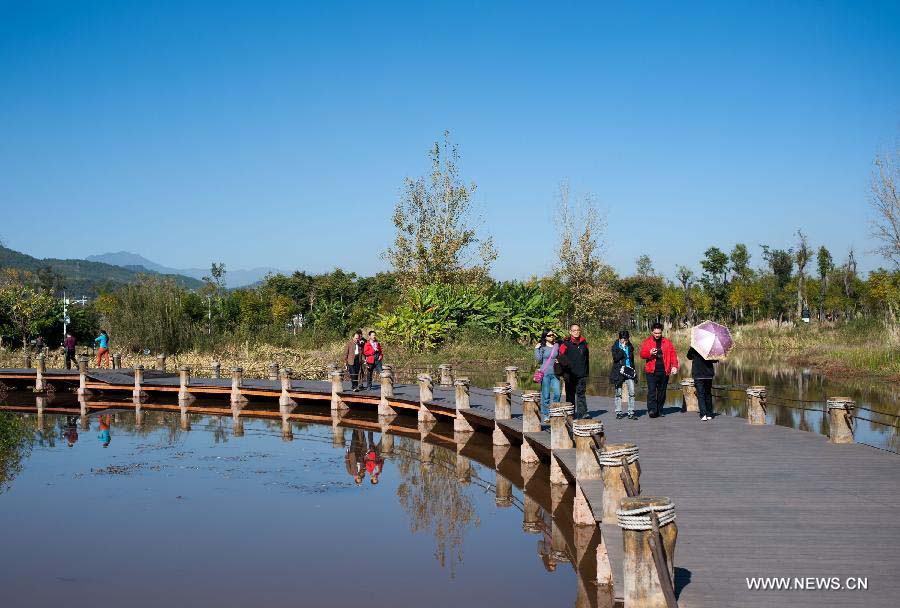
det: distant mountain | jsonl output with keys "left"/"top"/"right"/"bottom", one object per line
{"left": 87, "top": 251, "right": 283, "bottom": 288}
{"left": 1, "top": 245, "right": 203, "bottom": 296}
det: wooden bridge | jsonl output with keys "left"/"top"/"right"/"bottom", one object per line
{"left": 1, "top": 364, "right": 898, "bottom": 608}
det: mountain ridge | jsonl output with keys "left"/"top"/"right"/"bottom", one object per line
{"left": 86, "top": 251, "right": 283, "bottom": 287}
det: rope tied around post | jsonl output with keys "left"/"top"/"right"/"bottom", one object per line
{"left": 597, "top": 445, "right": 639, "bottom": 466}
{"left": 617, "top": 502, "right": 677, "bottom": 531}
{"left": 453, "top": 377, "right": 471, "bottom": 387}
{"left": 549, "top": 403, "right": 574, "bottom": 417}
{"left": 572, "top": 420, "right": 604, "bottom": 437}
{"left": 746, "top": 386, "right": 767, "bottom": 398}
{"left": 492, "top": 384, "right": 512, "bottom": 395}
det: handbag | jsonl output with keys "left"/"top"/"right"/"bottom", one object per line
{"left": 533, "top": 344, "right": 558, "bottom": 383}
{"left": 620, "top": 365, "right": 636, "bottom": 380}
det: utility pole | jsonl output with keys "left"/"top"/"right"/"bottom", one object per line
{"left": 62, "top": 291, "right": 69, "bottom": 337}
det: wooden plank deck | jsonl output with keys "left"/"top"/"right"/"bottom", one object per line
{"left": 2, "top": 367, "right": 898, "bottom": 607}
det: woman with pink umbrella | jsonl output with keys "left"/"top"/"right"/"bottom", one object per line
{"left": 688, "top": 321, "right": 734, "bottom": 421}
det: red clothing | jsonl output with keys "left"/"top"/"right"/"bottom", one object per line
{"left": 639, "top": 336, "right": 679, "bottom": 375}
{"left": 363, "top": 341, "right": 383, "bottom": 365}
{"left": 63, "top": 336, "right": 76, "bottom": 350}
{"left": 365, "top": 450, "right": 383, "bottom": 475}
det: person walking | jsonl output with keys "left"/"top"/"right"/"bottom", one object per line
{"left": 534, "top": 329, "right": 561, "bottom": 423}
{"left": 94, "top": 331, "right": 111, "bottom": 368}
{"left": 639, "top": 322, "right": 678, "bottom": 418}
{"left": 559, "top": 324, "right": 590, "bottom": 419}
{"left": 344, "top": 330, "right": 365, "bottom": 392}
{"left": 63, "top": 332, "right": 77, "bottom": 369}
{"left": 362, "top": 330, "right": 384, "bottom": 390}
{"left": 687, "top": 346, "right": 717, "bottom": 421}
{"left": 610, "top": 330, "right": 637, "bottom": 420}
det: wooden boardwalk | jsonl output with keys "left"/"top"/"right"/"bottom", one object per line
{"left": 1, "top": 367, "right": 898, "bottom": 607}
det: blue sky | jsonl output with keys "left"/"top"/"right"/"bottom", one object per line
{"left": 1, "top": 0, "right": 898, "bottom": 280}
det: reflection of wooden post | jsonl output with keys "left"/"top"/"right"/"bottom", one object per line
{"left": 495, "top": 472, "right": 513, "bottom": 507}
{"left": 521, "top": 391, "right": 541, "bottom": 463}
{"left": 618, "top": 496, "right": 678, "bottom": 608}
{"left": 330, "top": 370, "right": 346, "bottom": 412}
{"left": 827, "top": 397, "right": 856, "bottom": 444}
{"left": 504, "top": 366, "right": 519, "bottom": 391}
{"left": 230, "top": 367, "right": 247, "bottom": 405}
{"left": 419, "top": 425, "right": 434, "bottom": 465}
{"left": 550, "top": 402, "right": 575, "bottom": 485}
{"left": 332, "top": 417, "right": 345, "bottom": 447}
{"left": 34, "top": 353, "right": 46, "bottom": 392}
{"left": 132, "top": 397, "right": 142, "bottom": 428}
{"left": 379, "top": 370, "right": 396, "bottom": 417}
{"left": 268, "top": 362, "right": 280, "bottom": 381}
{"left": 178, "top": 366, "right": 194, "bottom": 403}
{"left": 279, "top": 368, "right": 296, "bottom": 407}
{"left": 454, "top": 377, "right": 473, "bottom": 432}
{"left": 573, "top": 419, "right": 604, "bottom": 526}
{"left": 212, "top": 362, "right": 221, "bottom": 379}
{"left": 492, "top": 384, "right": 512, "bottom": 446}
{"left": 35, "top": 395, "right": 46, "bottom": 430}
{"left": 455, "top": 431, "right": 472, "bottom": 483}
{"left": 438, "top": 363, "right": 453, "bottom": 387}
{"left": 133, "top": 365, "right": 145, "bottom": 400}
{"left": 78, "top": 355, "right": 91, "bottom": 396}
{"left": 599, "top": 443, "right": 640, "bottom": 521}
{"left": 156, "top": 353, "right": 166, "bottom": 372}
{"left": 746, "top": 385, "right": 767, "bottom": 425}
{"left": 680, "top": 379, "right": 698, "bottom": 413}
{"left": 523, "top": 493, "right": 542, "bottom": 533}
{"left": 180, "top": 409, "right": 191, "bottom": 431}
{"left": 380, "top": 419, "right": 394, "bottom": 455}
{"left": 232, "top": 415, "right": 244, "bottom": 437}
{"left": 417, "top": 374, "right": 435, "bottom": 423}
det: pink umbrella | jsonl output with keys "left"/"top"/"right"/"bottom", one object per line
{"left": 690, "top": 321, "right": 733, "bottom": 360}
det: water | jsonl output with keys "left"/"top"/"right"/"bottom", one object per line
{"left": 0, "top": 400, "right": 604, "bottom": 608}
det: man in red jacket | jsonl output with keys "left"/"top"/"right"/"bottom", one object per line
{"left": 639, "top": 322, "right": 679, "bottom": 418}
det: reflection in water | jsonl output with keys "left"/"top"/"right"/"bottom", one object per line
{"left": 98, "top": 414, "right": 112, "bottom": 447}
{"left": 0, "top": 412, "right": 34, "bottom": 493}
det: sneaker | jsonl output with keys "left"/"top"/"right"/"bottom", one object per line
{"left": 615, "top": 412, "right": 625, "bottom": 419}
{"left": 627, "top": 412, "right": 637, "bottom": 420}
{"left": 542, "top": 415, "right": 550, "bottom": 424}
{"left": 700, "top": 415, "right": 709, "bottom": 421}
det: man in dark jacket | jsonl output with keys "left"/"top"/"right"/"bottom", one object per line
{"left": 344, "top": 330, "right": 365, "bottom": 391}
{"left": 559, "top": 324, "right": 590, "bottom": 418}
{"left": 63, "top": 333, "right": 77, "bottom": 369}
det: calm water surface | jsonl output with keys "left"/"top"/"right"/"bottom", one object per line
{"left": 0, "top": 405, "right": 593, "bottom": 608}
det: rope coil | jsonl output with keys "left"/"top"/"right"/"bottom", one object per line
{"left": 572, "top": 421, "right": 604, "bottom": 436}
{"left": 616, "top": 502, "right": 676, "bottom": 530}
{"left": 417, "top": 374, "right": 433, "bottom": 384}
{"left": 680, "top": 379, "right": 694, "bottom": 387}
{"left": 454, "top": 378, "right": 471, "bottom": 387}
{"left": 746, "top": 387, "right": 767, "bottom": 398}
{"left": 493, "top": 384, "right": 512, "bottom": 395}
{"left": 826, "top": 398, "right": 856, "bottom": 411}
{"left": 597, "top": 445, "right": 639, "bottom": 466}
{"left": 549, "top": 404, "right": 574, "bottom": 417}
{"left": 521, "top": 391, "right": 540, "bottom": 402}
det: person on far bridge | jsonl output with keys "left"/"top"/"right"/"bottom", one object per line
{"left": 94, "top": 330, "right": 111, "bottom": 368}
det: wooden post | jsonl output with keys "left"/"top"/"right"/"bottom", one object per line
{"left": 599, "top": 443, "right": 641, "bottom": 521}
{"left": 212, "top": 361, "right": 221, "bottom": 379}
{"left": 34, "top": 353, "right": 46, "bottom": 392}
{"left": 521, "top": 391, "right": 542, "bottom": 463}
{"left": 549, "top": 402, "right": 575, "bottom": 485}
{"left": 617, "top": 496, "right": 678, "bottom": 608}
{"left": 279, "top": 368, "right": 296, "bottom": 408}
{"left": 379, "top": 370, "right": 396, "bottom": 417}
{"left": 573, "top": 419, "right": 604, "bottom": 526}
{"left": 330, "top": 370, "right": 347, "bottom": 412}
{"left": 454, "top": 377, "right": 474, "bottom": 433}
{"left": 75, "top": 355, "right": 90, "bottom": 396}
{"left": 492, "top": 384, "right": 512, "bottom": 446}
{"left": 504, "top": 366, "right": 519, "bottom": 391}
{"left": 25, "top": 352, "right": 32, "bottom": 369}
{"left": 176, "top": 365, "right": 193, "bottom": 402}
{"left": 133, "top": 365, "right": 145, "bottom": 400}
{"left": 438, "top": 363, "right": 453, "bottom": 387}
{"left": 230, "top": 367, "right": 247, "bottom": 405}
{"left": 680, "top": 379, "right": 698, "bottom": 413}
{"left": 156, "top": 353, "right": 166, "bottom": 372}
{"left": 268, "top": 361, "right": 280, "bottom": 381}
{"left": 495, "top": 471, "right": 513, "bottom": 507}
{"left": 113, "top": 353, "right": 122, "bottom": 369}
{"left": 827, "top": 397, "right": 856, "bottom": 444}
{"left": 417, "top": 373, "right": 435, "bottom": 423}
{"left": 746, "top": 385, "right": 767, "bottom": 425}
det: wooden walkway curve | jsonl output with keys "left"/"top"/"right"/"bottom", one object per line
{"left": 1, "top": 367, "right": 898, "bottom": 607}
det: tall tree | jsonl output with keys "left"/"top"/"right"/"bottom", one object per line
{"left": 700, "top": 247, "right": 729, "bottom": 319}
{"left": 869, "top": 147, "right": 900, "bottom": 268}
{"left": 761, "top": 246, "right": 793, "bottom": 322}
{"left": 816, "top": 246, "right": 833, "bottom": 321}
{"left": 385, "top": 131, "right": 496, "bottom": 288}
{"left": 794, "top": 230, "right": 811, "bottom": 319}
{"left": 675, "top": 265, "right": 694, "bottom": 322}
{"left": 635, "top": 254, "right": 655, "bottom": 277}
{"left": 729, "top": 244, "right": 752, "bottom": 282}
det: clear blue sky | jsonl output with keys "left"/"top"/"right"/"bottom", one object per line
{"left": 1, "top": 0, "right": 898, "bottom": 279}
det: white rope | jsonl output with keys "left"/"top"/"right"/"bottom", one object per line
{"left": 680, "top": 378, "right": 694, "bottom": 386}
{"left": 454, "top": 378, "right": 470, "bottom": 387}
{"left": 417, "top": 374, "right": 433, "bottom": 384}
{"left": 572, "top": 421, "right": 604, "bottom": 436}
{"left": 549, "top": 404, "right": 574, "bottom": 417}
{"left": 596, "top": 445, "right": 639, "bottom": 466}
{"left": 826, "top": 399, "right": 855, "bottom": 411}
{"left": 616, "top": 502, "right": 676, "bottom": 530}
{"left": 493, "top": 385, "right": 512, "bottom": 395}
{"left": 746, "top": 387, "right": 767, "bottom": 398}
{"left": 521, "top": 391, "right": 540, "bottom": 402}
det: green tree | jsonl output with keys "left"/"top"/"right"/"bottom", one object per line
{"left": 761, "top": 246, "right": 793, "bottom": 321}
{"left": 700, "top": 247, "right": 730, "bottom": 319}
{"left": 816, "top": 246, "right": 833, "bottom": 320}
{"left": 0, "top": 270, "right": 58, "bottom": 347}
{"left": 794, "top": 230, "right": 811, "bottom": 319}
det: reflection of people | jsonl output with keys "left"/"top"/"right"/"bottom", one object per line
{"left": 94, "top": 330, "right": 111, "bottom": 368}
{"left": 64, "top": 416, "right": 79, "bottom": 447}
{"left": 687, "top": 347, "right": 717, "bottom": 421}
{"left": 365, "top": 431, "right": 384, "bottom": 484}
{"left": 639, "top": 323, "right": 679, "bottom": 418}
{"left": 345, "top": 429, "right": 366, "bottom": 484}
{"left": 537, "top": 533, "right": 556, "bottom": 572}
{"left": 98, "top": 414, "right": 112, "bottom": 447}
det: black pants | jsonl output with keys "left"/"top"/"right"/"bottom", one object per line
{"left": 348, "top": 362, "right": 361, "bottom": 388}
{"left": 364, "top": 360, "right": 382, "bottom": 388}
{"left": 64, "top": 349, "right": 76, "bottom": 369}
{"left": 564, "top": 375, "right": 588, "bottom": 416}
{"left": 646, "top": 372, "right": 668, "bottom": 416}
{"left": 695, "top": 378, "right": 714, "bottom": 417}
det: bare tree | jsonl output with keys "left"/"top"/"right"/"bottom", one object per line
{"left": 869, "top": 146, "right": 900, "bottom": 268}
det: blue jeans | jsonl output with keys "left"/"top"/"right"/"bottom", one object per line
{"left": 615, "top": 379, "right": 636, "bottom": 414}
{"left": 540, "top": 373, "right": 561, "bottom": 417}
